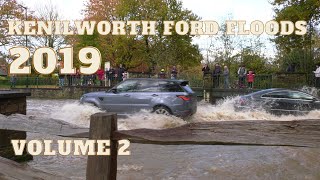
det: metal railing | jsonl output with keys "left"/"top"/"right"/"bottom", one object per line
{"left": 0, "top": 73, "right": 317, "bottom": 90}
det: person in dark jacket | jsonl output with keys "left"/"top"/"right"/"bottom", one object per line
{"left": 171, "top": 66, "right": 178, "bottom": 79}
{"left": 202, "top": 64, "right": 210, "bottom": 78}
{"left": 237, "top": 65, "right": 247, "bottom": 88}
{"left": 117, "top": 64, "right": 126, "bottom": 82}
{"left": 212, "top": 63, "right": 221, "bottom": 88}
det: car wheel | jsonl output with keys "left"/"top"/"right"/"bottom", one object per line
{"left": 154, "top": 106, "right": 171, "bottom": 115}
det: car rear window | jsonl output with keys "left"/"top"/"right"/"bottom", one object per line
{"left": 181, "top": 85, "right": 194, "bottom": 94}
{"left": 159, "top": 81, "right": 184, "bottom": 92}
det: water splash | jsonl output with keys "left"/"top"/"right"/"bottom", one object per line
{"left": 190, "top": 98, "right": 280, "bottom": 122}
{"left": 118, "top": 110, "right": 186, "bottom": 130}
{"left": 27, "top": 99, "right": 186, "bottom": 130}
{"left": 26, "top": 96, "right": 320, "bottom": 131}
{"left": 51, "top": 103, "right": 186, "bottom": 130}
{"left": 300, "top": 86, "right": 320, "bottom": 97}
{"left": 51, "top": 102, "right": 102, "bottom": 127}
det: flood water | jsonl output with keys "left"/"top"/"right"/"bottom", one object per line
{"left": 22, "top": 97, "right": 320, "bottom": 180}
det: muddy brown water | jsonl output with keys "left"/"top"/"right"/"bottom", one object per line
{"left": 24, "top": 99, "right": 320, "bottom": 180}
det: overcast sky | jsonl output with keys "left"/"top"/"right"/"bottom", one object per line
{"left": 19, "top": 0, "right": 274, "bottom": 21}
{"left": 17, "top": 0, "right": 276, "bottom": 57}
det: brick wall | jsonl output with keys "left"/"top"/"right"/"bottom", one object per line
{"left": 0, "top": 92, "right": 32, "bottom": 162}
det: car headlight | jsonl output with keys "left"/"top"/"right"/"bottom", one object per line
{"left": 80, "top": 95, "right": 86, "bottom": 102}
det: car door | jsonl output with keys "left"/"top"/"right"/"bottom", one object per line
{"left": 100, "top": 79, "right": 139, "bottom": 113}
{"left": 261, "top": 91, "right": 298, "bottom": 114}
{"left": 128, "top": 79, "right": 161, "bottom": 112}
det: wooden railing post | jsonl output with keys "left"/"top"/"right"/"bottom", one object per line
{"left": 86, "top": 113, "right": 118, "bottom": 180}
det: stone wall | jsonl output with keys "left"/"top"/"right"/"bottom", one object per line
{"left": 13, "top": 87, "right": 110, "bottom": 99}
{"left": 0, "top": 91, "right": 32, "bottom": 162}
{"left": 0, "top": 97, "right": 26, "bottom": 115}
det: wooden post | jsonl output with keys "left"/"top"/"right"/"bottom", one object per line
{"left": 86, "top": 113, "right": 118, "bottom": 180}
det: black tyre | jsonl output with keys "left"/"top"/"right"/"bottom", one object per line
{"left": 153, "top": 106, "right": 171, "bottom": 115}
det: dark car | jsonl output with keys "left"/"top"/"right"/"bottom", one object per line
{"left": 80, "top": 78, "right": 197, "bottom": 118}
{"left": 234, "top": 88, "right": 320, "bottom": 115}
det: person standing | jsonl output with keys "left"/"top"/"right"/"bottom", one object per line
{"left": 96, "top": 68, "right": 105, "bottom": 86}
{"left": 58, "top": 73, "right": 65, "bottom": 88}
{"left": 212, "top": 64, "right": 221, "bottom": 88}
{"left": 158, "top": 69, "right": 166, "bottom": 79}
{"left": 82, "top": 75, "right": 89, "bottom": 86}
{"left": 110, "top": 68, "right": 116, "bottom": 85}
{"left": 171, "top": 66, "right": 178, "bottom": 79}
{"left": 247, "top": 70, "right": 255, "bottom": 89}
{"left": 237, "top": 65, "right": 247, "bottom": 88}
{"left": 202, "top": 64, "right": 210, "bottom": 78}
{"left": 91, "top": 74, "right": 97, "bottom": 86}
{"left": 313, "top": 65, "right": 320, "bottom": 87}
{"left": 223, "top": 66, "right": 230, "bottom": 89}
{"left": 10, "top": 75, "right": 16, "bottom": 88}
{"left": 67, "top": 74, "right": 72, "bottom": 87}
{"left": 75, "top": 69, "right": 81, "bottom": 86}
{"left": 122, "top": 71, "right": 128, "bottom": 81}
{"left": 118, "top": 64, "right": 125, "bottom": 82}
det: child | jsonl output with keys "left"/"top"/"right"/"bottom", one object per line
{"left": 122, "top": 71, "right": 128, "bottom": 81}
{"left": 247, "top": 71, "right": 255, "bottom": 89}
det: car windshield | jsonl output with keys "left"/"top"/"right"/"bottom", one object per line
{"left": 288, "top": 91, "right": 315, "bottom": 100}
{"left": 114, "top": 80, "right": 139, "bottom": 92}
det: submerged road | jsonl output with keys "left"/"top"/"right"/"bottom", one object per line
{"left": 20, "top": 99, "right": 320, "bottom": 179}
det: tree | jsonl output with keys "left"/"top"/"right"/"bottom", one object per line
{"left": 208, "top": 17, "right": 276, "bottom": 75}
{"left": 272, "top": 0, "right": 320, "bottom": 51}
{"left": 117, "top": 0, "right": 202, "bottom": 69}
{"left": 31, "top": 2, "right": 66, "bottom": 50}
{"left": 79, "top": 0, "right": 202, "bottom": 71}
{"left": 0, "top": 0, "right": 26, "bottom": 48}
{"left": 272, "top": 0, "right": 320, "bottom": 73}
{"left": 83, "top": 0, "right": 118, "bottom": 21}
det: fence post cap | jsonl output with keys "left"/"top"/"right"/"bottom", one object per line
{"left": 90, "top": 112, "right": 117, "bottom": 117}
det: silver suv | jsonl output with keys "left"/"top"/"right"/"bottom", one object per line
{"left": 80, "top": 78, "right": 197, "bottom": 118}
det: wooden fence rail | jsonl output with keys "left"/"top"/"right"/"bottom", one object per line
{"left": 1, "top": 113, "right": 320, "bottom": 179}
